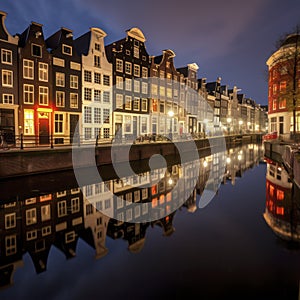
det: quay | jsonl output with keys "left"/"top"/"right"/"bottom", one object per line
{"left": 0, "top": 134, "right": 262, "bottom": 180}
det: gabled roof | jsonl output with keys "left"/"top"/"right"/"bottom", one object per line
{"left": 46, "top": 27, "right": 73, "bottom": 51}
{"left": 17, "top": 22, "right": 44, "bottom": 48}
{"left": 74, "top": 30, "right": 91, "bottom": 56}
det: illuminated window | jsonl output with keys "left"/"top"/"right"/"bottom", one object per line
{"left": 71, "top": 197, "right": 80, "bottom": 213}
{"left": 56, "top": 91, "right": 65, "bottom": 107}
{"left": 2, "top": 70, "right": 13, "bottom": 87}
{"left": 133, "top": 97, "right": 140, "bottom": 111}
{"left": 41, "top": 205, "right": 51, "bottom": 221}
{"left": 152, "top": 198, "right": 158, "bottom": 208}
{"left": 166, "top": 192, "right": 171, "bottom": 202}
{"left": 1, "top": 49, "right": 12, "bottom": 64}
{"left": 70, "top": 93, "right": 78, "bottom": 108}
{"left": 116, "top": 59, "right": 123, "bottom": 72}
{"left": 124, "top": 115, "right": 132, "bottom": 133}
{"left": 56, "top": 72, "right": 65, "bottom": 87}
{"left": 57, "top": 201, "right": 67, "bottom": 217}
{"left": 39, "top": 86, "right": 48, "bottom": 105}
{"left": 26, "top": 208, "right": 37, "bottom": 225}
{"left": 272, "top": 84, "right": 277, "bottom": 94}
{"left": 134, "top": 64, "right": 140, "bottom": 77}
{"left": 159, "top": 194, "right": 165, "bottom": 204}
{"left": 125, "top": 96, "right": 131, "bottom": 110}
{"left": 133, "top": 46, "right": 139, "bottom": 58}
{"left": 5, "top": 213, "right": 16, "bottom": 229}
{"left": 70, "top": 75, "right": 78, "bottom": 89}
{"left": 277, "top": 189, "right": 284, "bottom": 201}
{"left": 160, "top": 86, "right": 165, "bottom": 97}
{"left": 134, "top": 80, "right": 140, "bottom": 93}
{"left": 116, "top": 76, "right": 123, "bottom": 89}
{"left": 276, "top": 207, "right": 284, "bottom": 215}
{"left": 142, "top": 67, "right": 148, "bottom": 78}
{"left": 40, "top": 194, "right": 52, "bottom": 202}
{"left": 272, "top": 99, "right": 277, "bottom": 111}
{"left": 151, "top": 185, "right": 157, "bottom": 195}
{"left": 23, "top": 59, "right": 34, "bottom": 79}
{"left": 152, "top": 99, "right": 158, "bottom": 112}
{"left": 152, "top": 84, "right": 158, "bottom": 95}
{"left": 142, "top": 82, "right": 148, "bottom": 94}
{"left": 142, "top": 188, "right": 148, "bottom": 200}
{"left": 279, "top": 81, "right": 286, "bottom": 92}
{"left": 279, "top": 99, "right": 286, "bottom": 109}
{"left": 125, "top": 62, "right": 132, "bottom": 74}
{"left": 39, "top": 63, "right": 48, "bottom": 81}
{"left": 116, "top": 94, "right": 123, "bottom": 109}
{"left": 269, "top": 184, "right": 274, "bottom": 197}
{"left": 24, "top": 109, "right": 34, "bottom": 135}
{"left": 125, "top": 78, "right": 132, "bottom": 91}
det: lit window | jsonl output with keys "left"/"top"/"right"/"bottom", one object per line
{"left": 5, "top": 235, "right": 17, "bottom": 255}
{"left": 55, "top": 113, "right": 64, "bottom": 133}
{"left": 2, "top": 94, "right": 13, "bottom": 104}
{"left": 56, "top": 91, "right": 65, "bottom": 107}
{"left": 116, "top": 76, "right": 123, "bottom": 89}
{"left": 57, "top": 201, "right": 67, "bottom": 217}
{"left": 133, "top": 97, "right": 140, "bottom": 111}
{"left": 133, "top": 46, "right": 139, "bottom": 58}
{"left": 279, "top": 81, "right": 286, "bottom": 92}
{"left": 1, "top": 49, "right": 12, "bottom": 64}
{"left": 116, "top": 94, "right": 123, "bottom": 109}
{"left": 5, "top": 213, "right": 16, "bottom": 229}
{"left": 125, "top": 62, "right": 132, "bottom": 74}
{"left": 23, "top": 59, "right": 34, "bottom": 79}
{"left": 277, "top": 189, "right": 284, "bottom": 201}
{"left": 70, "top": 93, "right": 78, "bottom": 108}
{"left": 71, "top": 197, "right": 80, "bottom": 213}
{"left": 276, "top": 207, "right": 284, "bottom": 215}
{"left": 56, "top": 72, "right": 65, "bottom": 87}
{"left": 142, "top": 67, "right": 148, "bottom": 78}
{"left": 134, "top": 64, "right": 140, "bottom": 77}
{"left": 142, "top": 82, "right": 148, "bottom": 94}
{"left": 116, "top": 59, "right": 123, "bottom": 72}
{"left": 125, "top": 78, "right": 132, "bottom": 91}
{"left": 125, "top": 96, "right": 131, "bottom": 110}
{"left": 24, "top": 109, "right": 34, "bottom": 135}
{"left": 141, "top": 98, "right": 148, "bottom": 111}
{"left": 41, "top": 204, "right": 51, "bottom": 221}
{"left": 70, "top": 75, "right": 78, "bottom": 89}
{"left": 26, "top": 208, "right": 37, "bottom": 225}
{"left": 39, "top": 63, "right": 48, "bottom": 81}
{"left": 134, "top": 80, "right": 140, "bottom": 93}
{"left": 2, "top": 70, "right": 13, "bottom": 87}
{"left": 39, "top": 86, "right": 48, "bottom": 105}
{"left": 125, "top": 115, "right": 132, "bottom": 132}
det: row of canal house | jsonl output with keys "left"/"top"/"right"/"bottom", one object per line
{"left": 0, "top": 11, "right": 267, "bottom": 146}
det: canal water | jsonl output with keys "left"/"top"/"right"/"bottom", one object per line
{"left": 1, "top": 143, "right": 300, "bottom": 299}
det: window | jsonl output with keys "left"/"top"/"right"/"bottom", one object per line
{"left": 42, "top": 226, "right": 51, "bottom": 236}
{"left": 160, "top": 70, "right": 165, "bottom": 78}
{"left": 39, "top": 86, "right": 48, "bottom": 105}
{"left": 125, "top": 78, "right": 132, "bottom": 91}
{"left": 32, "top": 44, "right": 42, "bottom": 57}
{"left": 5, "top": 235, "right": 17, "bottom": 256}
{"left": 279, "top": 99, "right": 286, "bottom": 109}
{"left": 27, "top": 230, "right": 37, "bottom": 241}
{"left": 84, "top": 70, "right": 92, "bottom": 82}
{"left": 126, "top": 50, "right": 130, "bottom": 55}
{"left": 103, "top": 128, "right": 110, "bottom": 138}
{"left": 133, "top": 97, "right": 140, "bottom": 111}
{"left": 84, "top": 106, "right": 92, "bottom": 123}
{"left": 2, "top": 49, "right": 12, "bottom": 65}
{"left": 39, "top": 63, "right": 48, "bottom": 81}
{"left": 55, "top": 113, "right": 64, "bottom": 133}
{"left": 84, "top": 88, "right": 92, "bottom": 101}
{"left": 279, "top": 81, "right": 286, "bottom": 92}
{"left": 95, "top": 43, "right": 100, "bottom": 51}
{"left": 94, "top": 107, "right": 101, "bottom": 123}
{"left": 160, "top": 86, "right": 165, "bottom": 97}
{"left": 152, "top": 99, "right": 158, "bottom": 112}
{"left": 94, "top": 128, "right": 100, "bottom": 139}
{"left": 26, "top": 208, "right": 37, "bottom": 225}
{"left": 141, "top": 117, "right": 147, "bottom": 133}
{"left": 125, "top": 62, "right": 132, "bottom": 74}
{"left": 56, "top": 72, "right": 65, "bottom": 87}
{"left": 41, "top": 205, "right": 51, "bottom": 221}
{"left": 116, "top": 76, "right": 123, "bottom": 89}
{"left": 125, "top": 115, "right": 132, "bottom": 133}
{"left": 103, "top": 109, "right": 110, "bottom": 123}
{"left": 125, "top": 95, "right": 131, "bottom": 110}
{"left": 103, "top": 91, "right": 110, "bottom": 103}
{"left": 5, "top": 213, "right": 16, "bottom": 229}
{"left": 142, "top": 82, "right": 148, "bottom": 94}
{"left": 57, "top": 201, "right": 67, "bottom": 217}
{"left": 133, "top": 46, "right": 139, "bottom": 58}
{"left": 68, "top": 75, "right": 77, "bottom": 89}
{"left": 3, "top": 94, "right": 13, "bottom": 104}
{"left": 65, "top": 231, "right": 76, "bottom": 243}
{"left": 116, "top": 94, "right": 123, "bottom": 109}
{"left": 94, "top": 55, "right": 101, "bottom": 67}
{"left": 85, "top": 128, "right": 92, "bottom": 140}
{"left": 105, "top": 199, "right": 111, "bottom": 209}
{"left": 142, "top": 67, "right": 148, "bottom": 78}
{"left": 24, "top": 109, "right": 34, "bottom": 134}
{"left": 141, "top": 98, "right": 148, "bottom": 111}
{"left": 23, "top": 59, "right": 34, "bottom": 79}
{"left": 134, "top": 80, "right": 140, "bottom": 93}
{"left": 24, "top": 84, "right": 34, "bottom": 104}
{"left": 2, "top": 70, "right": 13, "bottom": 87}
{"left": 272, "top": 99, "right": 277, "bottom": 111}
{"left": 116, "top": 59, "right": 123, "bottom": 72}
{"left": 152, "top": 84, "right": 158, "bottom": 95}
{"left": 272, "top": 84, "right": 277, "bottom": 94}
{"left": 103, "top": 75, "right": 110, "bottom": 86}
{"left": 56, "top": 91, "right": 65, "bottom": 107}
{"left": 70, "top": 93, "right": 78, "bottom": 108}
{"left": 94, "top": 72, "right": 101, "bottom": 84}
{"left": 134, "top": 64, "right": 140, "bottom": 77}
{"left": 167, "top": 88, "right": 172, "bottom": 98}
{"left": 94, "top": 90, "right": 101, "bottom": 102}
{"left": 62, "top": 44, "right": 72, "bottom": 55}
{"left": 71, "top": 197, "right": 80, "bottom": 213}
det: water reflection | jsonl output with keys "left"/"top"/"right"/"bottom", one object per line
{"left": 263, "top": 157, "right": 300, "bottom": 243}
{"left": 0, "top": 143, "right": 264, "bottom": 290}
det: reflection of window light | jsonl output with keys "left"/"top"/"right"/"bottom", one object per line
{"left": 237, "top": 154, "right": 242, "bottom": 161}
{"left": 168, "top": 178, "right": 173, "bottom": 185}
{"left": 226, "top": 157, "right": 231, "bottom": 164}
{"left": 203, "top": 160, "right": 208, "bottom": 168}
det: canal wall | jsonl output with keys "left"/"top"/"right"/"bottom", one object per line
{"left": 0, "top": 134, "right": 262, "bottom": 179}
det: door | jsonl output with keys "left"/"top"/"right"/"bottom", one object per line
{"left": 70, "top": 114, "right": 79, "bottom": 144}
{"left": 39, "top": 118, "right": 49, "bottom": 144}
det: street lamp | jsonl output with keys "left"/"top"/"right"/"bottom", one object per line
{"left": 168, "top": 110, "right": 174, "bottom": 140}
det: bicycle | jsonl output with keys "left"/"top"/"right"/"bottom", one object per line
{"left": 0, "top": 131, "right": 9, "bottom": 150}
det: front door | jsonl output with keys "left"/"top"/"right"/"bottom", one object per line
{"left": 39, "top": 118, "right": 49, "bottom": 144}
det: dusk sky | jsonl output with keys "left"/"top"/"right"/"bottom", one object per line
{"left": 1, "top": 0, "right": 300, "bottom": 106}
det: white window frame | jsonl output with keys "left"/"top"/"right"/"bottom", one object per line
{"left": 1, "top": 49, "right": 12, "bottom": 64}
{"left": 2, "top": 69, "right": 13, "bottom": 87}
{"left": 39, "top": 62, "right": 48, "bottom": 82}
{"left": 23, "top": 59, "right": 34, "bottom": 79}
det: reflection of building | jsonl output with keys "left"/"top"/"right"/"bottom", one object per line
{"left": 263, "top": 158, "right": 300, "bottom": 241}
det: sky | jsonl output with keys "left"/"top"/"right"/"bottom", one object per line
{"left": 1, "top": 0, "right": 300, "bottom": 106}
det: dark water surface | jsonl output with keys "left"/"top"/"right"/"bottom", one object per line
{"left": 1, "top": 144, "right": 300, "bottom": 300}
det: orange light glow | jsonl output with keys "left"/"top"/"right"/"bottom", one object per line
{"left": 276, "top": 207, "right": 284, "bottom": 215}
{"left": 276, "top": 189, "right": 284, "bottom": 201}
{"left": 159, "top": 195, "right": 165, "bottom": 204}
{"left": 152, "top": 198, "right": 158, "bottom": 208}
{"left": 166, "top": 192, "right": 171, "bottom": 202}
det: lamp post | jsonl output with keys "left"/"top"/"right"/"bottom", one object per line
{"left": 168, "top": 110, "right": 174, "bottom": 140}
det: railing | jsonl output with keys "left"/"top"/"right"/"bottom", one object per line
{"left": 0, "top": 132, "right": 263, "bottom": 150}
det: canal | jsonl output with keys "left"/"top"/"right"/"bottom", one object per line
{"left": 1, "top": 142, "right": 300, "bottom": 299}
